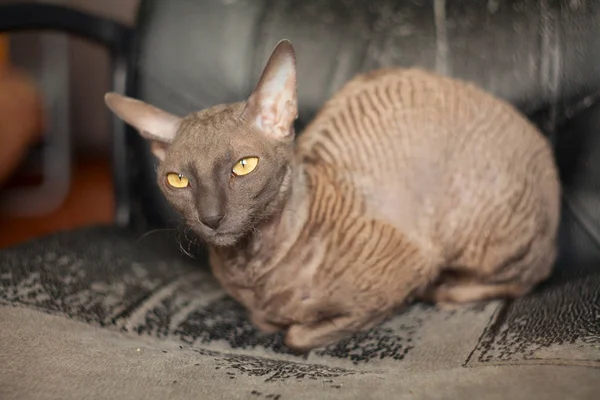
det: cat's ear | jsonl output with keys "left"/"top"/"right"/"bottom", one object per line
{"left": 244, "top": 39, "right": 298, "bottom": 140}
{"left": 104, "top": 92, "right": 182, "bottom": 161}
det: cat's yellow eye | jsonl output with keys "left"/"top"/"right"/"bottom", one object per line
{"left": 232, "top": 157, "right": 259, "bottom": 176}
{"left": 166, "top": 173, "right": 190, "bottom": 188}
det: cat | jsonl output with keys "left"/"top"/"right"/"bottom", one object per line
{"left": 104, "top": 39, "right": 560, "bottom": 352}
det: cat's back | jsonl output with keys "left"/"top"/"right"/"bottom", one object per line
{"left": 298, "top": 66, "right": 555, "bottom": 188}
{"left": 298, "top": 67, "right": 544, "bottom": 161}
{"left": 298, "top": 67, "right": 554, "bottom": 191}
{"left": 297, "top": 67, "right": 559, "bottom": 248}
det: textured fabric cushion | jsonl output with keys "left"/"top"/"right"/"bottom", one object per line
{"left": 1, "top": 227, "right": 599, "bottom": 399}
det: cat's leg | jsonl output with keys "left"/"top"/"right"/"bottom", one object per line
{"left": 426, "top": 280, "right": 533, "bottom": 306}
{"left": 419, "top": 269, "right": 532, "bottom": 309}
{"left": 210, "top": 273, "right": 282, "bottom": 332}
{"left": 285, "top": 310, "right": 389, "bottom": 352}
{"left": 429, "top": 230, "right": 556, "bottom": 308}
{"left": 250, "top": 310, "right": 285, "bottom": 334}
{"left": 434, "top": 167, "right": 558, "bottom": 308}
{"left": 284, "top": 225, "right": 438, "bottom": 352}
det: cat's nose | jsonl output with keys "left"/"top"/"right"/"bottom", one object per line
{"left": 200, "top": 214, "right": 224, "bottom": 230}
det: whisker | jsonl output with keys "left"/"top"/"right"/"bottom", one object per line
{"left": 178, "top": 239, "right": 197, "bottom": 259}
{"left": 136, "top": 228, "right": 178, "bottom": 243}
{"left": 184, "top": 227, "right": 196, "bottom": 255}
{"left": 176, "top": 226, "right": 198, "bottom": 259}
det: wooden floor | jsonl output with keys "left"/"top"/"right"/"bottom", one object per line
{"left": 0, "top": 160, "right": 115, "bottom": 249}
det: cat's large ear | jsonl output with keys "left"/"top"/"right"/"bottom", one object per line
{"left": 104, "top": 92, "right": 182, "bottom": 161}
{"left": 244, "top": 39, "right": 298, "bottom": 140}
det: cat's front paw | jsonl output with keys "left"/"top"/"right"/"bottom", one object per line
{"left": 250, "top": 312, "right": 285, "bottom": 334}
{"left": 285, "top": 323, "right": 321, "bottom": 352}
{"left": 284, "top": 319, "right": 349, "bottom": 352}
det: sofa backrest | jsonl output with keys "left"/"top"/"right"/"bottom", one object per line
{"left": 128, "top": 0, "right": 600, "bottom": 266}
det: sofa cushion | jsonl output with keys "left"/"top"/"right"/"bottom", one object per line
{"left": 1, "top": 226, "right": 599, "bottom": 399}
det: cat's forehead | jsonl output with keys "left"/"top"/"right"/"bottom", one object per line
{"left": 167, "top": 102, "right": 267, "bottom": 157}
{"left": 181, "top": 103, "right": 243, "bottom": 135}
{"left": 176, "top": 102, "right": 256, "bottom": 144}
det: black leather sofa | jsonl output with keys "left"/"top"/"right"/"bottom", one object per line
{"left": 1, "top": 1, "right": 599, "bottom": 399}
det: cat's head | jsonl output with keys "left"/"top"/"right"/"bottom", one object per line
{"left": 104, "top": 40, "right": 298, "bottom": 247}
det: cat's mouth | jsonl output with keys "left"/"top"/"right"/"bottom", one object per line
{"left": 187, "top": 212, "right": 266, "bottom": 247}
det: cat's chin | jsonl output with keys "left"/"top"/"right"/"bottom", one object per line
{"left": 208, "top": 234, "right": 241, "bottom": 247}
{"left": 200, "top": 231, "right": 246, "bottom": 248}
{"left": 185, "top": 222, "right": 243, "bottom": 247}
